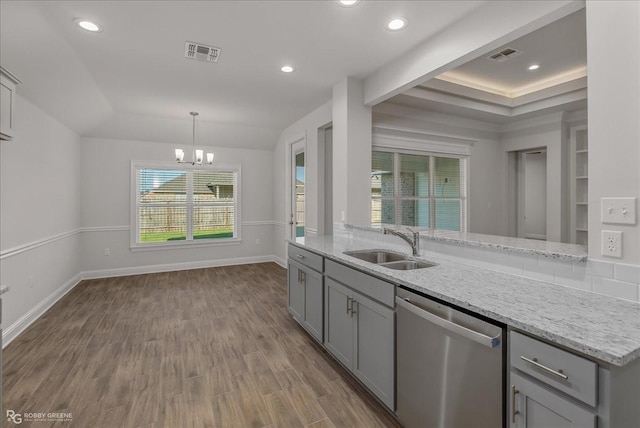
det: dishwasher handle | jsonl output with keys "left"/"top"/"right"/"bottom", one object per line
{"left": 396, "top": 296, "right": 501, "bottom": 348}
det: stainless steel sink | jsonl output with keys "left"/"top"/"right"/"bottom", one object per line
{"left": 343, "top": 250, "right": 436, "bottom": 270}
{"left": 344, "top": 250, "right": 407, "bottom": 264}
{"left": 379, "top": 260, "right": 436, "bottom": 270}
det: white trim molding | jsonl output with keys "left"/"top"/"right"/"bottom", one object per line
{"left": 0, "top": 229, "right": 80, "bottom": 260}
{"left": 81, "top": 255, "right": 283, "bottom": 280}
{"left": 1, "top": 223, "right": 280, "bottom": 260}
{"left": 242, "top": 220, "right": 278, "bottom": 226}
{"left": 373, "top": 126, "right": 475, "bottom": 156}
{"left": 80, "top": 226, "right": 130, "bottom": 233}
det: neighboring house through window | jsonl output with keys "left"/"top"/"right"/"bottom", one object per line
{"left": 371, "top": 150, "right": 468, "bottom": 231}
{"left": 131, "top": 162, "right": 240, "bottom": 248}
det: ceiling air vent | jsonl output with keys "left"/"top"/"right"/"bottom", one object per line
{"left": 487, "top": 47, "right": 522, "bottom": 63}
{"left": 184, "top": 41, "right": 221, "bottom": 63}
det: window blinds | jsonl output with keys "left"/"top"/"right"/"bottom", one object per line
{"left": 371, "top": 151, "right": 467, "bottom": 232}
{"left": 136, "top": 168, "right": 238, "bottom": 243}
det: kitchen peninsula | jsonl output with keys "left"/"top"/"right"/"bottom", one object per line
{"left": 288, "top": 225, "right": 640, "bottom": 427}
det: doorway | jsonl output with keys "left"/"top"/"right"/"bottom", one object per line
{"left": 290, "top": 140, "right": 305, "bottom": 239}
{"left": 518, "top": 149, "right": 547, "bottom": 240}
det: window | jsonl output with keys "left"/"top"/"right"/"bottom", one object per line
{"left": 371, "top": 150, "right": 467, "bottom": 231}
{"left": 132, "top": 163, "right": 240, "bottom": 247}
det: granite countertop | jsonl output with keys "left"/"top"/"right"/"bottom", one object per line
{"left": 415, "top": 229, "right": 588, "bottom": 261}
{"left": 347, "top": 224, "right": 588, "bottom": 262}
{"left": 291, "top": 234, "right": 640, "bottom": 367}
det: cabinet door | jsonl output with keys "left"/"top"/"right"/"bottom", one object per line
{"left": 287, "top": 261, "right": 305, "bottom": 322}
{"left": 324, "top": 278, "right": 354, "bottom": 368}
{"left": 302, "top": 267, "right": 323, "bottom": 342}
{"left": 511, "top": 372, "right": 596, "bottom": 428}
{"left": 352, "top": 291, "right": 395, "bottom": 410}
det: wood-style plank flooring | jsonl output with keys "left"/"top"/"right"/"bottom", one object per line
{"left": 2, "top": 263, "right": 400, "bottom": 428}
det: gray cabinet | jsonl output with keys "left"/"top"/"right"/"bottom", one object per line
{"left": 510, "top": 372, "right": 595, "bottom": 428}
{"left": 325, "top": 278, "right": 354, "bottom": 367}
{"left": 509, "top": 331, "right": 596, "bottom": 428}
{"left": 287, "top": 244, "right": 323, "bottom": 342}
{"left": 325, "top": 275, "right": 395, "bottom": 410}
{"left": 352, "top": 285, "right": 395, "bottom": 410}
{"left": 287, "top": 261, "right": 305, "bottom": 321}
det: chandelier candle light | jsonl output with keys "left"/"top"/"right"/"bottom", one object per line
{"left": 175, "top": 112, "right": 214, "bottom": 165}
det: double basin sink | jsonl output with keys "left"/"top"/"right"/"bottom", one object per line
{"left": 344, "top": 250, "right": 436, "bottom": 271}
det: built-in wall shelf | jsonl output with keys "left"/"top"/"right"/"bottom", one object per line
{"left": 570, "top": 124, "right": 588, "bottom": 246}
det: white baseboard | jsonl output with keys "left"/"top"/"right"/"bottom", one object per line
{"left": 81, "top": 255, "right": 283, "bottom": 279}
{"left": 2, "top": 273, "right": 83, "bottom": 348}
{"left": 272, "top": 255, "right": 286, "bottom": 268}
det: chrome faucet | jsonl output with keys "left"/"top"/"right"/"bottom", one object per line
{"left": 383, "top": 227, "right": 420, "bottom": 256}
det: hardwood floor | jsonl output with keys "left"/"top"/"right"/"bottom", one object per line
{"left": 2, "top": 263, "right": 400, "bottom": 428}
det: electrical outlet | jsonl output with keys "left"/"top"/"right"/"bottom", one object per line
{"left": 104, "top": 248, "right": 111, "bottom": 256}
{"left": 601, "top": 231, "right": 622, "bottom": 258}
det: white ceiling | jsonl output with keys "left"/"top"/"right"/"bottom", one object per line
{"left": 0, "top": 0, "right": 487, "bottom": 149}
{"left": 384, "top": 8, "right": 587, "bottom": 123}
{"left": 439, "top": 8, "right": 586, "bottom": 95}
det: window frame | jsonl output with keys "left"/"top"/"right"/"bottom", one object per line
{"left": 130, "top": 161, "right": 242, "bottom": 250}
{"left": 371, "top": 148, "right": 469, "bottom": 232}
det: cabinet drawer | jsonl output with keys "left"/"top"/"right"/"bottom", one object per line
{"left": 288, "top": 243, "right": 323, "bottom": 272}
{"left": 325, "top": 259, "right": 395, "bottom": 307}
{"left": 510, "top": 331, "right": 597, "bottom": 407}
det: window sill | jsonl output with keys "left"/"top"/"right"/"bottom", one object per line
{"left": 130, "top": 238, "right": 242, "bottom": 252}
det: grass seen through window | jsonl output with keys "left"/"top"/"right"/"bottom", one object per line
{"left": 140, "top": 229, "right": 233, "bottom": 242}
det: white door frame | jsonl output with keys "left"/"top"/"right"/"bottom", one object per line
{"left": 289, "top": 136, "right": 306, "bottom": 239}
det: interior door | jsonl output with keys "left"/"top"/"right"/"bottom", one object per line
{"left": 290, "top": 140, "right": 305, "bottom": 239}
{"left": 518, "top": 150, "right": 547, "bottom": 240}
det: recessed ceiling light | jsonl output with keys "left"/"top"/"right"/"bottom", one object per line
{"left": 386, "top": 17, "right": 408, "bottom": 31}
{"left": 73, "top": 18, "right": 103, "bottom": 32}
{"left": 281, "top": 65, "right": 295, "bottom": 73}
{"left": 337, "top": 0, "right": 360, "bottom": 7}
{"left": 528, "top": 64, "right": 540, "bottom": 71}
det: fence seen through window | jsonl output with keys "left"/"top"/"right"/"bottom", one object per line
{"left": 136, "top": 168, "right": 238, "bottom": 244}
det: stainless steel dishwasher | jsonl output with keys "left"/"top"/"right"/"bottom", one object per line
{"left": 396, "top": 287, "right": 505, "bottom": 428}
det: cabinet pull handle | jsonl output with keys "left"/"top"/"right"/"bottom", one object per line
{"left": 296, "top": 254, "right": 306, "bottom": 259}
{"left": 520, "top": 356, "right": 568, "bottom": 380}
{"left": 298, "top": 268, "right": 302, "bottom": 283}
{"left": 510, "top": 385, "right": 520, "bottom": 424}
{"left": 351, "top": 299, "right": 356, "bottom": 316}
{"left": 301, "top": 271, "right": 306, "bottom": 284}
{"left": 346, "top": 296, "right": 352, "bottom": 315}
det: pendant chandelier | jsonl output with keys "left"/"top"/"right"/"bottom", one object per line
{"left": 175, "top": 112, "right": 214, "bottom": 165}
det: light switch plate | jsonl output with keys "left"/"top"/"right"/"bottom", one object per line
{"left": 601, "top": 197, "right": 636, "bottom": 225}
{"left": 602, "top": 230, "right": 622, "bottom": 258}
